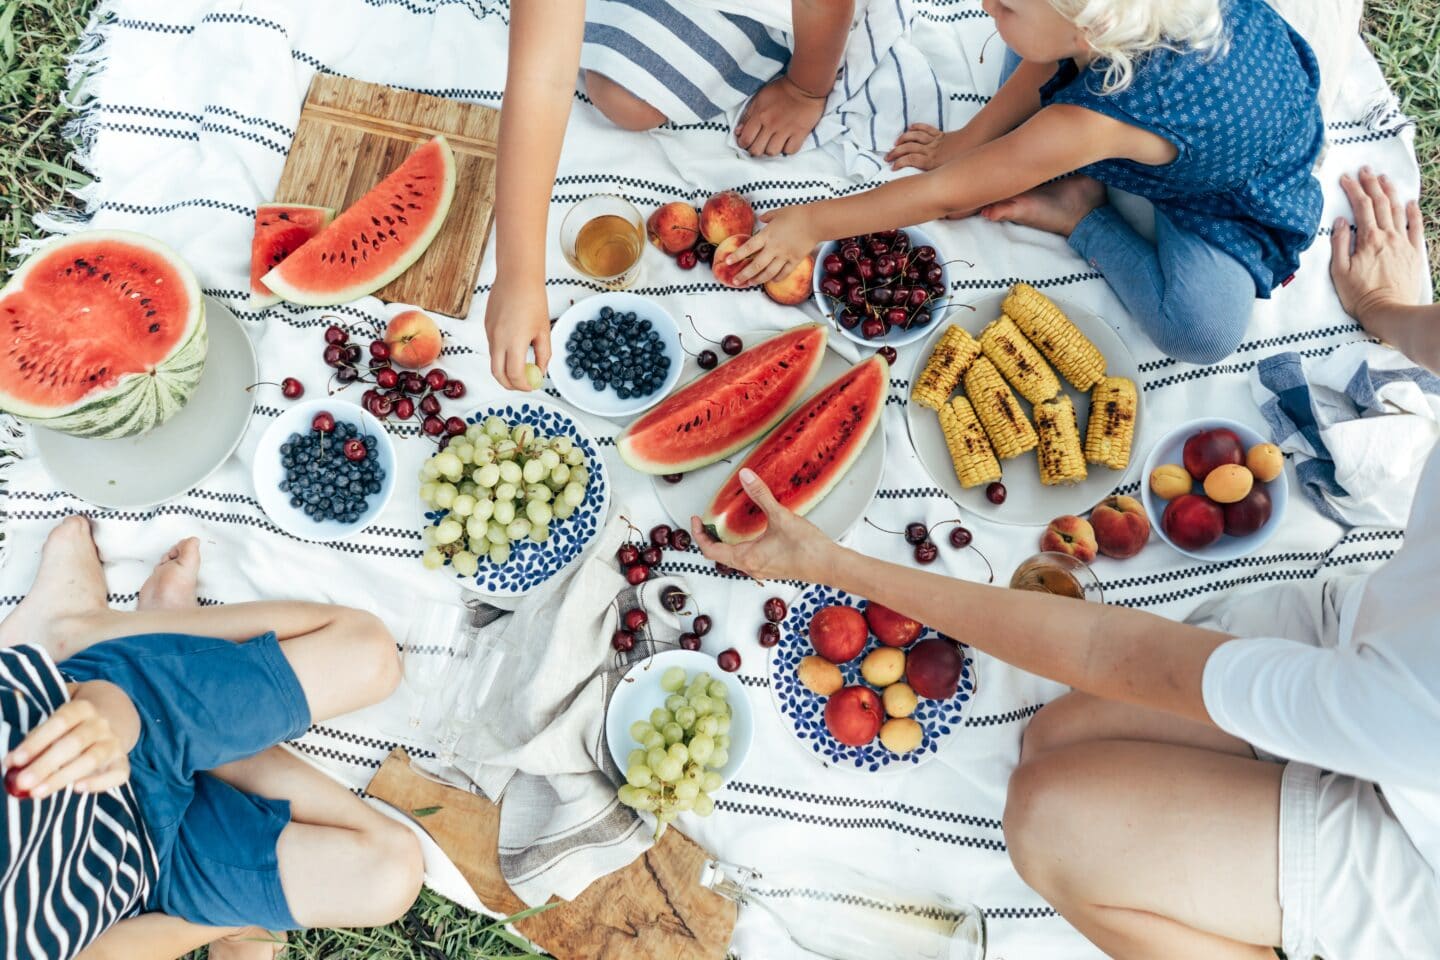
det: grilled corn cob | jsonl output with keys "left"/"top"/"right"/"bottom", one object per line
{"left": 1033, "top": 394, "right": 1088, "bottom": 486}
{"left": 1003, "top": 283, "right": 1106, "bottom": 391}
{"left": 979, "top": 314, "right": 1061, "bottom": 404}
{"left": 962, "top": 356, "right": 1037, "bottom": 459}
{"left": 1085, "top": 376, "right": 1138, "bottom": 470}
{"left": 911, "top": 326, "right": 981, "bottom": 410}
{"left": 939, "top": 396, "right": 1003, "bottom": 488}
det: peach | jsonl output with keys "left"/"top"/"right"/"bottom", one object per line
{"left": 385, "top": 310, "right": 443, "bottom": 369}
{"left": 906, "top": 638, "right": 962, "bottom": 700}
{"left": 1223, "top": 484, "right": 1273, "bottom": 537}
{"left": 1203, "top": 463, "right": 1254, "bottom": 504}
{"left": 1149, "top": 463, "right": 1192, "bottom": 501}
{"left": 763, "top": 255, "right": 814, "bottom": 306}
{"left": 1040, "top": 515, "right": 1098, "bottom": 564}
{"left": 1246, "top": 443, "right": 1284, "bottom": 482}
{"left": 809, "top": 605, "right": 868, "bottom": 664}
{"left": 860, "top": 648, "right": 905, "bottom": 687}
{"left": 825, "top": 686, "right": 884, "bottom": 746}
{"left": 700, "top": 190, "right": 755, "bottom": 245}
{"left": 710, "top": 234, "right": 755, "bottom": 288}
{"left": 880, "top": 717, "right": 923, "bottom": 755}
{"left": 882, "top": 682, "right": 917, "bottom": 719}
{"left": 797, "top": 656, "right": 844, "bottom": 697}
{"left": 1182, "top": 428, "right": 1244, "bottom": 481}
{"left": 646, "top": 202, "right": 700, "bottom": 255}
{"left": 1090, "top": 495, "right": 1151, "bottom": 560}
{"left": 1162, "top": 494, "right": 1224, "bottom": 551}
{"left": 865, "top": 601, "right": 923, "bottom": 648}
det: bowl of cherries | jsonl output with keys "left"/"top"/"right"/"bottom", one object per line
{"left": 812, "top": 226, "right": 953, "bottom": 348}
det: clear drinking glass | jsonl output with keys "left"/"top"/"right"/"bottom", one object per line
{"left": 431, "top": 622, "right": 509, "bottom": 766}
{"left": 399, "top": 600, "right": 469, "bottom": 730}
{"left": 1008, "top": 551, "right": 1104, "bottom": 603}
{"left": 559, "top": 194, "right": 645, "bottom": 288}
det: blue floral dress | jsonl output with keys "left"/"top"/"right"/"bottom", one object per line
{"left": 1040, "top": 0, "right": 1324, "bottom": 295}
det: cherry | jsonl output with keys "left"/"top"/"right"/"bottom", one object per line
{"left": 640, "top": 545, "right": 663, "bottom": 567}
{"left": 763, "top": 597, "right": 787, "bottom": 622}
{"left": 676, "top": 249, "right": 699, "bottom": 270}
{"left": 626, "top": 564, "right": 651, "bottom": 585}
{"left": 670, "top": 529, "right": 693, "bottom": 552}
{"left": 843, "top": 273, "right": 862, "bottom": 288}
{"left": 875, "top": 254, "right": 897, "bottom": 278}
{"left": 860, "top": 318, "right": 886, "bottom": 340}
{"left": 422, "top": 415, "right": 446, "bottom": 436}
{"left": 904, "top": 522, "right": 929, "bottom": 545}
{"left": 281, "top": 377, "right": 304, "bottom": 399}
{"left": 909, "top": 288, "right": 930, "bottom": 309}
{"left": 362, "top": 389, "right": 380, "bottom": 408}
{"left": 914, "top": 540, "right": 939, "bottom": 564}
{"left": 913, "top": 245, "right": 937, "bottom": 264}
{"left": 877, "top": 346, "right": 898, "bottom": 365}
{"left": 322, "top": 344, "right": 346, "bottom": 367}
{"left": 822, "top": 253, "right": 844, "bottom": 276}
{"left": 343, "top": 438, "right": 368, "bottom": 461}
{"left": 376, "top": 368, "right": 400, "bottom": 390}
{"left": 394, "top": 397, "right": 416, "bottom": 420}
{"left": 950, "top": 526, "right": 973, "bottom": 548}
{"left": 837, "top": 308, "right": 862, "bottom": 330}
{"left": 420, "top": 394, "right": 442, "bottom": 416}
{"left": 696, "top": 350, "right": 718, "bottom": 370}
{"left": 758, "top": 623, "right": 780, "bottom": 648}
{"left": 679, "top": 632, "right": 702, "bottom": 651}
{"left": 986, "top": 481, "right": 1007, "bottom": 505}
{"left": 385, "top": 389, "right": 406, "bottom": 405}
{"left": 868, "top": 240, "right": 890, "bottom": 258}
{"left": 885, "top": 307, "right": 910, "bottom": 329}
{"left": 369, "top": 340, "right": 390, "bottom": 361}
{"left": 649, "top": 524, "right": 672, "bottom": 547}
{"left": 612, "top": 629, "right": 636, "bottom": 652}
{"left": 692, "top": 614, "right": 713, "bottom": 636}
{"left": 925, "top": 263, "right": 945, "bottom": 286}
{"left": 623, "top": 609, "right": 649, "bottom": 632}
{"left": 867, "top": 286, "right": 893, "bottom": 306}
{"left": 343, "top": 344, "right": 362, "bottom": 364}
{"left": 891, "top": 231, "right": 911, "bottom": 253}
{"left": 717, "top": 648, "right": 742, "bottom": 672}
{"left": 336, "top": 365, "right": 360, "bottom": 384}
{"left": 839, "top": 243, "right": 862, "bottom": 263}
{"left": 443, "top": 379, "right": 467, "bottom": 400}
{"left": 661, "top": 586, "right": 689, "bottom": 612}
{"left": 323, "top": 325, "right": 348, "bottom": 345}
{"left": 721, "top": 334, "right": 743, "bottom": 356}
{"left": 663, "top": 473, "right": 684, "bottom": 484}
{"left": 426, "top": 369, "right": 449, "bottom": 392}
{"left": 403, "top": 372, "right": 427, "bottom": 395}
{"left": 845, "top": 286, "right": 867, "bottom": 308}
{"left": 369, "top": 394, "right": 393, "bottom": 418}
{"left": 857, "top": 259, "right": 876, "bottom": 281}
{"left": 5, "top": 768, "right": 30, "bottom": 799}
{"left": 819, "top": 276, "right": 845, "bottom": 299}
{"left": 445, "top": 416, "right": 467, "bottom": 437}
{"left": 311, "top": 411, "right": 335, "bottom": 433}
{"left": 695, "top": 242, "right": 717, "bottom": 264}
{"left": 617, "top": 543, "right": 641, "bottom": 566}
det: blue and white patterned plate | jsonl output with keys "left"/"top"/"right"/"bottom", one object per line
{"left": 769, "top": 584, "right": 976, "bottom": 774}
{"left": 425, "top": 395, "right": 610, "bottom": 598}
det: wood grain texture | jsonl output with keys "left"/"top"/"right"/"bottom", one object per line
{"left": 275, "top": 75, "right": 498, "bottom": 317}
{"left": 366, "top": 749, "right": 736, "bottom": 960}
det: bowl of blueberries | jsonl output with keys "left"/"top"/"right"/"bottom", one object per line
{"left": 551, "top": 292, "right": 684, "bottom": 419}
{"left": 252, "top": 398, "right": 397, "bottom": 542}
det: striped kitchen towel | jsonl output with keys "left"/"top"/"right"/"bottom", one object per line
{"left": 1252, "top": 343, "right": 1440, "bottom": 527}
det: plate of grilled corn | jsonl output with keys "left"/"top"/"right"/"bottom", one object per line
{"left": 905, "top": 283, "right": 1144, "bottom": 525}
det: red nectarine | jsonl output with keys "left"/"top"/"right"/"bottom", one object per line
{"left": 865, "top": 601, "right": 923, "bottom": 649}
{"left": 1162, "top": 494, "right": 1224, "bottom": 551}
{"left": 824, "top": 686, "right": 884, "bottom": 746}
{"left": 809, "top": 605, "right": 868, "bottom": 664}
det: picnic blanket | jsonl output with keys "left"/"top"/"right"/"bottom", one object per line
{"left": 0, "top": 1, "right": 1424, "bottom": 957}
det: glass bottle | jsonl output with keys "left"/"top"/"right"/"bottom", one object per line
{"left": 699, "top": 859, "right": 987, "bottom": 960}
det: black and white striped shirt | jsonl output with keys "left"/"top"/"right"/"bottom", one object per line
{"left": 0, "top": 645, "right": 156, "bottom": 960}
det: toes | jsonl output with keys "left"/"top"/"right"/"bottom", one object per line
{"left": 176, "top": 538, "right": 201, "bottom": 568}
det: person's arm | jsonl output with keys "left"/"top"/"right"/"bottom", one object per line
{"left": 1332, "top": 167, "right": 1439, "bottom": 373}
{"left": 484, "top": 0, "right": 587, "bottom": 390}
{"left": 735, "top": 0, "right": 853, "bottom": 157}
{"left": 74, "top": 915, "right": 249, "bottom": 960}
{"left": 5, "top": 681, "right": 136, "bottom": 799}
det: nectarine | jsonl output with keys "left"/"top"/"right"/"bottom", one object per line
{"left": 809, "top": 605, "right": 868, "bottom": 664}
{"left": 906, "top": 638, "right": 962, "bottom": 700}
{"left": 1149, "top": 463, "right": 1192, "bottom": 501}
{"left": 1183, "top": 428, "right": 1244, "bottom": 481}
{"left": 1162, "top": 494, "right": 1224, "bottom": 551}
{"left": 825, "top": 686, "right": 883, "bottom": 746}
{"left": 1246, "top": 443, "right": 1284, "bottom": 482}
{"left": 1203, "top": 463, "right": 1254, "bottom": 504}
{"left": 385, "top": 310, "right": 443, "bottom": 369}
{"left": 763, "top": 256, "right": 814, "bottom": 306}
{"left": 1223, "top": 484, "right": 1272, "bottom": 537}
{"left": 797, "top": 656, "right": 844, "bottom": 697}
{"left": 865, "top": 602, "right": 923, "bottom": 648}
{"left": 700, "top": 191, "right": 755, "bottom": 245}
{"left": 860, "top": 648, "right": 905, "bottom": 688}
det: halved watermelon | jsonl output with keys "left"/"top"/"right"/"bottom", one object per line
{"left": 263, "top": 136, "right": 456, "bottom": 306}
{"left": 0, "top": 231, "right": 207, "bottom": 439}
{"left": 617, "top": 323, "right": 828, "bottom": 475}
{"left": 248, "top": 203, "right": 334, "bottom": 309}
{"left": 703, "top": 354, "right": 888, "bottom": 543}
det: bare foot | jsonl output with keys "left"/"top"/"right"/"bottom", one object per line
{"left": 136, "top": 539, "right": 201, "bottom": 611}
{"left": 0, "top": 516, "right": 108, "bottom": 653}
{"left": 208, "top": 927, "right": 287, "bottom": 960}
{"left": 981, "top": 175, "right": 1108, "bottom": 237}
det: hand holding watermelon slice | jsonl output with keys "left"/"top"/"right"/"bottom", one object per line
{"left": 689, "top": 468, "right": 838, "bottom": 584}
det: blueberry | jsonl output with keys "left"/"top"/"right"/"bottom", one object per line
{"left": 592, "top": 379, "right": 606, "bottom": 391}
{"left": 617, "top": 387, "right": 631, "bottom": 399}
{"left": 599, "top": 306, "right": 613, "bottom": 320}
{"left": 638, "top": 319, "right": 652, "bottom": 332}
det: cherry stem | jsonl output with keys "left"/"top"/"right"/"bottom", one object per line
{"left": 978, "top": 29, "right": 999, "bottom": 64}
{"left": 685, "top": 314, "right": 721, "bottom": 346}
{"left": 928, "top": 519, "right": 995, "bottom": 584}
{"left": 245, "top": 381, "right": 282, "bottom": 393}
{"left": 864, "top": 517, "right": 906, "bottom": 537}
{"left": 618, "top": 514, "right": 646, "bottom": 543}
{"left": 940, "top": 257, "right": 975, "bottom": 270}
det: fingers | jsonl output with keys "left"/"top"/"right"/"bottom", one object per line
{"left": 532, "top": 327, "right": 552, "bottom": 381}
{"left": 74, "top": 756, "right": 131, "bottom": 795}
{"left": 889, "top": 152, "right": 932, "bottom": 173}
{"left": 1359, "top": 168, "right": 1393, "bottom": 231}
{"left": 1340, "top": 172, "right": 1377, "bottom": 242}
{"left": 758, "top": 210, "right": 776, "bottom": 224}
{"left": 735, "top": 252, "right": 783, "bottom": 287}
{"left": 738, "top": 468, "right": 783, "bottom": 516}
{"left": 9, "top": 699, "right": 92, "bottom": 770}
{"left": 737, "top": 118, "right": 762, "bottom": 152}
{"left": 1330, "top": 217, "right": 1351, "bottom": 271}
{"left": 690, "top": 516, "right": 735, "bottom": 566}
{"left": 1406, "top": 199, "right": 1425, "bottom": 250}
{"left": 763, "top": 132, "right": 786, "bottom": 158}
{"left": 30, "top": 739, "right": 123, "bottom": 798}
{"left": 503, "top": 345, "right": 529, "bottom": 392}
{"left": 906, "top": 122, "right": 941, "bottom": 136}
{"left": 729, "top": 232, "right": 766, "bottom": 264}
{"left": 1378, "top": 174, "right": 1406, "bottom": 230}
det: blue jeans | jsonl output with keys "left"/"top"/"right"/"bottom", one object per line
{"left": 998, "top": 50, "right": 1255, "bottom": 365}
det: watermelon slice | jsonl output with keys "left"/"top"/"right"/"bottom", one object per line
{"left": 617, "top": 323, "right": 828, "bottom": 475}
{"left": 0, "top": 231, "right": 207, "bottom": 439}
{"left": 263, "top": 136, "right": 457, "bottom": 306}
{"left": 248, "top": 203, "right": 334, "bottom": 309}
{"left": 703, "top": 354, "right": 888, "bottom": 543}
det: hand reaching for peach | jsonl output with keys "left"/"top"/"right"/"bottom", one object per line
{"left": 725, "top": 207, "right": 820, "bottom": 288}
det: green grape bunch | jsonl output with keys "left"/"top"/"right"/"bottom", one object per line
{"left": 619, "top": 667, "right": 734, "bottom": 839}
{"left": 417, "top": 415, "right": 591, "bottom": 572}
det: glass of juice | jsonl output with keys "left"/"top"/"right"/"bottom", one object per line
{"left": 560, "top": 195, "right": 645, "bottom": 288}
{"left": 1008, "top": 551, "right": 1103, "bottom": 603}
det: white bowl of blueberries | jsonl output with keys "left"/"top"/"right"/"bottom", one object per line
{"left": 252, "top": 398, "right": 397, "bottom": 542}
{"left": 552, "top": 292, "right": 684, "bottom": 419}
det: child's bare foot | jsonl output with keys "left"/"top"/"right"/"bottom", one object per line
{"left": 0, "top": 516, "right": 108, "bottom": 652}
{"left": 981, "top": 175, "right": 1107, "bottom": 237}
{"left": 136, "top": 539, "right": 201, "bottom": 611}
{"left": 209, "top": 927, "right": 287, "bottom": 960}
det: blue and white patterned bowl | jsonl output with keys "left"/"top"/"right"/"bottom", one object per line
{"left": 425, "top": 396, "right": 610, "bottom": 597}
{"left": 769, "top": 584, "right": 976, "bottom": 774}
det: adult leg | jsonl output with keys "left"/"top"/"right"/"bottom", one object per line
{"left": 584, "top": 71, "right": 667, "bottom": 131}
{"left": 0, "top": 516, "right": 110, "bottom": 653}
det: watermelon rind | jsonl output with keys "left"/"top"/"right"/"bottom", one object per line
{"left": 249, "top": 203, "right": 335, "bottom": 310}
{"left": 261, "top": 136, "right": 457, "bottom": 306}
{"left": 617, "top": 323, "right": 829, "bottom": 475}
{"left": 703, "top": 354, "right": 888, "bottom": 543}
{"left": 0, "top": 230, "right": 207, "bottom": 440}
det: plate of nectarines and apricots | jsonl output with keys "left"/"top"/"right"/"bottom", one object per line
{"left": 768, "top": 586, "right": 976, "bottom": 774}
{"left": 904, "top": 285, "right": 1146, "bottom": 526}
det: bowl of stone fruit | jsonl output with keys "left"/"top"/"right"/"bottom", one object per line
{"left": 551, "top": 292, "right": 684, "bottom": 419}
{"left": 812, "top": 225, "right": 954, "bottom": 349}
{"left": 1141, "top": 417, "right": 1289, "bottom": 562}
{"left": 253, "top": 397, "right": 396, "bottom": 542}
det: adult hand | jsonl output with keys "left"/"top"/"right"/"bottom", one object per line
{"left": 690, "top": 469, "right": 839, "bottom": 583}
{"left": 727, "top": 207, "right": 819, "bottom": 287}
{"left": 484, "top": 277, "right": 552, "bottom": 391}
{"left": 736, "top": 76, "right": 827, "bottom": 158}
{"left": 6, "top": 682, "right": 135, "bottom": 799}
{"left": 1332, "top": 166, "right": 1426, "bottom": 330}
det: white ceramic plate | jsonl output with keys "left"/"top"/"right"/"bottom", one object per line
{"left": 904, "top": 292, "right": 1146, "bottom": 526}
{"left": 550, "top": 292, "right": 684, "bottom": 419}
{"left": 811, "top": 224, "right": 953, "bottom": 349}
{"left": 650, "top": 330, "right": 885, "bottom": 541}
{"left": 1140, "top": 417, "right": 1289, "bottom": 561}
{"left": 31, "top": 297, "right": 257, "bottom": 509}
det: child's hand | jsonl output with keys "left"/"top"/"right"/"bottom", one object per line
{"left": 886, "top": 123, "right": 969, "bottom": 172}
{"left": 5, "top": 682, "right": 137, "bottom": 799}
{"left": 1332, "top": 167, "right": 1426, "bottom": 327}
{"left": 737, "top": 76, "right": 827, "bottom": 157}
{"left": 727, "top": 207, "right": 820, "bottom": 287}
{"left": 484, "top": 277, "right": 552, "bottom": 391}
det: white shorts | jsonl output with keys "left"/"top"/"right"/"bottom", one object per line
{"left": 1187, "top": 576, "right": 1440, "bottom": 959}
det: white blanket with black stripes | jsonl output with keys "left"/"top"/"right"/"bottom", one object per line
{"left": 0, "top": 2, "right": 1419, "bottom": 957}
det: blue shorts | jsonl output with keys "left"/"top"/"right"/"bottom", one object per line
{"left": 62, "top": 631, "right": 311, "bottom": 931}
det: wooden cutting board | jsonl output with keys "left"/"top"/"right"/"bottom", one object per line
{"left": 366, "top": 749, "right": 736, "bottom": 960}
{"left": 274, "top": 75, "right": 499, "bottom": 318}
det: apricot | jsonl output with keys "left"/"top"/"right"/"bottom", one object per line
{"left": 1203, "top": 463, "right": 1254, "bottom": 504}
{"left": 1246, "top": 442, "right": 1284, "bottom": 483}
{"left": 1149, "top": 463, "right": 1192, "bottom": 501}
{"left": 882, "top": 682, "right": 917, "bottom": 719}
{"left": 880, "top": 717, "right": 924, "bottom": 755}
{"left": 860, "top": 648, "right": 905, "bottom": 687}
{"left": 797, "top": 656, "right": 844, "bottom": 697}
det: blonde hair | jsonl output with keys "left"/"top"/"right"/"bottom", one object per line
{"left": 1048, "top": 0, "right": 1229, "bottom": 94}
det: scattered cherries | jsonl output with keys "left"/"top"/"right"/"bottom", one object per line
{"left": 313, "top": 318, "right": 463, "bottom": 439}
{"left": 866, "top": 517, "right": 993, "bottom": 580}
{"left": 986, "top": 482, "right": 1007, "bottom": 505}
{"left": 758, "top": 623, "right": 780, "bottom": 648}
{"left": 763, "top": 597, "right": 787, "bottom": 623}
{"left": 717, "top": 649, "right": 742, "bottom": 672}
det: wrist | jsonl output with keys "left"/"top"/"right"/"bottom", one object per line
{"left": 781, "top": 72, "right": 830, "bottom": 100}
